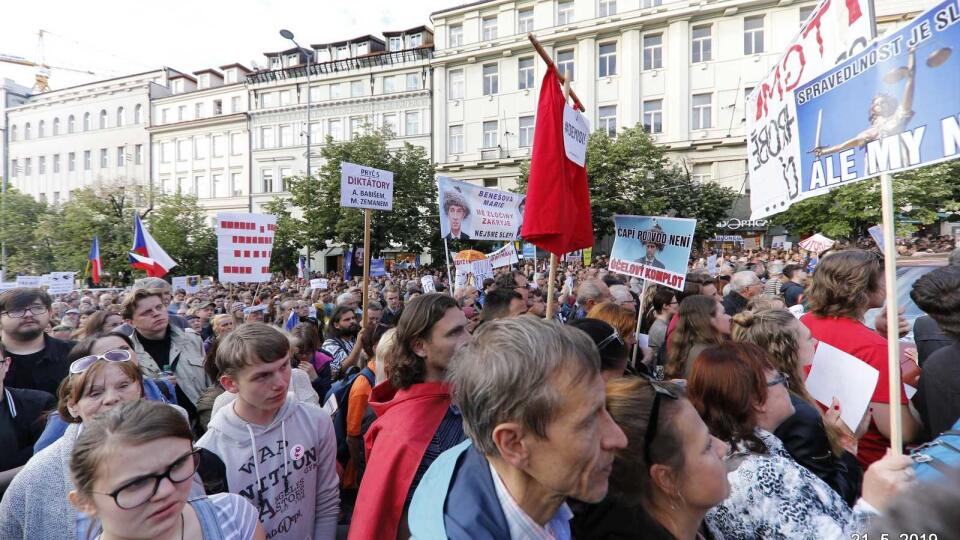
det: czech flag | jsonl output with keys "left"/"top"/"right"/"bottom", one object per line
{"left": 87, "top": 236, "right": 102, "bottom": 285}
{"left": 284, "top": 309, "right": 299, "bottom": 332}
{"left": 297, "top": 256, "right": 306, "bottom": 279}
{"left": 129, "top": 214, "right": 177, "bottom": 277}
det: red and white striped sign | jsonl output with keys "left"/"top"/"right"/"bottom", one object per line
{"left": 216, "top": 213, "right": 277, "bottom": 283}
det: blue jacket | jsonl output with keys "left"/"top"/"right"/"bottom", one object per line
{"left": 408, "top": 440, "right": 509, "bottom": 540}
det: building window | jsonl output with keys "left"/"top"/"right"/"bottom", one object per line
{"left": 24, "top": 123, "right": 31, "bottom": 140}
{"left": 335, "top": 46, "right": 349, "bottom": 59}
{"left": 213, "top": 135, "right": 225, "bottom": 157}
{"left": 517, "top": 8, "right": 534, "bottom": 33}
{"left": 691, "top": 25, "right": 712, "bottom": 63}
{"left": 117, "top": 147, "right": 125, "bottom": 167}
{"left": 691, "top": 163, "right": 713, "bottom": 182}
{"left": 799, "top": 5, "right": 816, "bottom": 25}
{"left": 448, "top": 125, "right": 464, "bottom": 154}
{"left": 175, "top": 176, "right": 186, "bottom": 193}
{"left": 230, "top": 133, "right": 243, "bottom": 155}
{"left": 744, "top": 15, "right": 765, "bottom": 54}
{"left": 38, "top": 120, "right": 45, "bottom": 138}
{"left": 38, "top": 156, "right": 46, "bottom": 174}
{"left": 692, "top": 93, "right": 713, "bottom": 129}
{"left": 213, "top": 174, "right": 226, "bottom": 197}
{"left": 9, "top": 125, "right": 16, "bottom": 141}
{"left": 231, "top": 172, "right": 243, "bottom": 196}
{"left": 160, "top": 144, "right": 170, "bottom": 164}
{"left": 643, "top": 0, "right": 662, "bottom": 7}
{"left": 599, "top": 0, "right": 617, "bottom": 17}
{"left": 598, "top": 105, "right": 617, "bottom": 137}
{"left": 329, "top": 119, "right": 342, "bottom": 140}
{"left": 308, "top": 121, "right": 319, "bottom": 143}
{"left": 82, "top": 150, "right": 92, "bottom": 169}
{"left": 24, "top": 158, "right": 31, "bottom": 175}
{"left": 389, "top": 36, "right": 402, "bottom": 51}
{"left": 231, "top": 96, "right": 241, "bottom": 112}
{"left": 134, "top": 104, "right": 143, "bottom": 124}
{"left": 482, "top": 16, "right": 498, "bottom": 41}
{"left": 280, "top": 91, "right": 293, "bottom": 106}
{"left": 350, "top": 117, "right": 364, "bottom": 137}
{"left": 598, "top": 42, "right": 617, "bottom": 77}
{"left": 408, "top": 33, "right": 423, "bottom": 48}
{"left": 405, "top": 111, "right": 421, "bottom": 136}
{"left": 261, "top": 126, "right": 275, "bottom": 149}
{"left": 69, "top": 153, "right": 76, "bottom": 171}
{"left": 643, "top": 99, "right": 663, "bottom": 134}
{"left": 406, "top": 73, "right": 420, "bottom": 91}
{"left": 557, "top": 0, "right": 574, "bottom": 25}
{"left": 135, "top": 144, "right": 143, "bottom": 164}
{"left": 10, "top": 159, "right": 17, "bottom": 177}
{"left": 518, "top": 57, "right": 535, "bottom": 90}
{"left": 191, "top": 175, "right": 203, "bottom": 196}
{"left": 279, "top": 168, "right": 292, "bottom": 191}
{"left": 99, "top": 110, "right": 108, "bottom": 129}
{"left": 384, "top": 75, "right": 397, "bottom": 93}
{"left": 194, "top": 137, "right": 208, "bottom": 159}
{"left": 52, "top": 118, "right": 59, "bottom": 135}
{"left": 483, "top": 178, "right": 498, "bottom": 188}
{"left": 262, "top": 169, "right": 274, "bottom": 193}
{"left": 329, "top": 83, "right": 342, "bottom": 99}
{"left": 178, "top": 105, "right": 186, "bottom": 122}
{"left": 196, "top": 103, "right": 206, "bottom": 118}
{"left": 53, "top": 154, "right": 60, "bottom": 173}
{"left": 556, "top": 50, "right": 575, "bottom": 81}
{"left": 643, "top": 34, "right": 663, "bottom": 70}
{"left": 351, "top": 80, "right": 364, "bottom": 97}
{"left": 482, "top": 63, "right": 499, "bottom": 95}
{"left": 100, "top": 148, "right": 108, "bottom": 168}
{"left": 448, "top": 70, "right": 464, "bottom": 99}
{"left": 483, "top": 120, "right": 498, "bottom": 148}
{"left": 83, "top": 112, "right": 92, "bottom": 131}
{"left": 448, "top": 24, "right": 463, "bottom": 47}
{"left": 260, "top": 92, "right": 275, "bottom": 108}
{"left": 383, "top": 113, "right": 398, "bottom": 134}
{"left": 52, "top": 192, "right": 60, "bottom": 205}
{"left": 178, "top": 140, "right": 189, "bottom": 161}
{"left": 117, "top": 107, "right": 125, "bottom": 126}
{"left": 68, "top": 116, "right": 75, "bottom": 133}
{"left": 519, "top": 116, "right": 535, "bottom": 147}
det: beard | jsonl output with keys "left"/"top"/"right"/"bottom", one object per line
{"left": 341, "top": 324, "right": 360, "bottom": 337}
{"left": 9, "top": 325, "right": 44, "bottom": 341}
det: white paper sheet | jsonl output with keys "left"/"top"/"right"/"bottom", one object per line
{"left": 804, "top": 341, "right": 880, "bottom": 432}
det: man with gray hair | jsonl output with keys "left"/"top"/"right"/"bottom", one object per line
{"left": 763, "top": 261, "right": 786, "bottom": 296}
{"left": 609, "top": 284, "right": 637, "bottom": 313}
{"left": 722, "top": 270, "right": 763, "bottom": 316}
{"left": 408, "top": 316, "right": 627, "bottom": 538}
{"left": 570, "top": 278, "right": 613, "bottom": 321}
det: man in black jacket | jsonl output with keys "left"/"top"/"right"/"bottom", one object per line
{"left": 0, "top": 288, "right": 74, "bottom": 396}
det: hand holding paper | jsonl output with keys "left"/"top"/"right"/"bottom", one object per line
{"left": 805, "top": 342, "right": 880, "bottom": 432}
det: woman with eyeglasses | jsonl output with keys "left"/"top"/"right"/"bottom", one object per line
{"left": 733, "top": 309, "right": 864, "bottom": 506}
{"left": 664, "top": 295, "right": 729, "bottom": 379}
{"left": 68, "top": 399, "right": 265, "bottom": 540}
{"left": 571, "top": 376, "right": 730, "bottom": 539}
{"left": 688, "top": 342, "right": 914, "bottom": 538}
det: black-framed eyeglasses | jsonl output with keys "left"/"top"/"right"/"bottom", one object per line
{"left": 767, "top": 372, "right": 790, "bottom": 388}
{"left": 642, "top": 376, "right": 680, "bottom": 467}
{"left": 597, "top": 328, "right": 624, "bottom": 351}
{"left": 1, "top": 305, "right": 48, "bottom": 319}
{"left": 93, "top": 448, "right": 200, "bottom": 509}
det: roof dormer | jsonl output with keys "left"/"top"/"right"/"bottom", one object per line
{"left": 193, "top": 69, "right": 224, "bottom": 89}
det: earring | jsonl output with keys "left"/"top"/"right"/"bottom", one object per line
{"left": 675, "top": 488, "right": 687, "bottom": 508}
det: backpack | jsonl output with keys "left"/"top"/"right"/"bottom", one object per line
{"left": 323, "top": 366, "right": 375, "bottom": 466}
{"left": 911, "top": 416, "right": 960, "bottom": 483}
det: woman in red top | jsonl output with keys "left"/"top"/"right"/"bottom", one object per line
{"left": 800, "top": 249, "right": 920, "bottom": 468}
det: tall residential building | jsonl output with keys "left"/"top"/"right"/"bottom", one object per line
{"left": 246, "top": 26, "right": 434, "bottom": 213}
{"left": 6, "top": 69, "right": 175, "bottom": 204}
{"left": 149, "top": 64, "right": 253, "bottom": 219}
{"left": 428, "top": 0, "right": 920, "bottom": 201}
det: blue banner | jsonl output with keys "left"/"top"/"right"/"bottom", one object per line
{"left": 370, "top": 258, "right": 386, "bottom": 277}
{"left": 522, "top": 243, "right": 537, "bottom": 259}
{"left": 608, "top": 215, "right": 697, "bottom": 291}
{"left": 797, "top": 0, "right": 960, "bottom": 194}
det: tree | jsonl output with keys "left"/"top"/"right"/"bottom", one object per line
{"left": 0, "top": 186, "right": 54, "bottom": 275}
{"left": 148, "top": 192, "right": 218, "bottom": 276}
{"left": 286, "top": 127, "right": 441, "bottom": 259}
{"left": 262, "top": 197, "right": 304, "bottom": 274}
{"left": 518, "top": 123, "right": 737, "bottom": 244}
{"left": 769, "top": 160, "right": 960, "bottom": 239}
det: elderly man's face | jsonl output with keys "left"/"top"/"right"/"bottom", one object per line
{"left": 447, "top": 205, "right": 466, "bottom": 230}
{"left": 522, "top": 370, "right": 627, "bottom": 503}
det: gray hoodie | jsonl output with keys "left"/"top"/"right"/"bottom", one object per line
{"left": 197, "top": 395, "right": 339, "bottom": 540}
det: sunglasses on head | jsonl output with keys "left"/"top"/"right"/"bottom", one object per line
{"left": 596, "top": 328, "right": 624, "bottom": 351}
{"left": 69, "top": 349, "right": 133, "bottom": 374}
{"left": 642, "top": 376, "right": 681, "bottom": 467}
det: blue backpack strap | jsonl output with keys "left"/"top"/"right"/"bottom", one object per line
{"left": 408, "top": 439, "right": 472, "bottom": 539}
{"left": 190, "top": 496, "right": 226, "bottom": 540}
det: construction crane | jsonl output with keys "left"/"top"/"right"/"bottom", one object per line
{"left": 0, "top": 30, "right": 99, "bottom": 92}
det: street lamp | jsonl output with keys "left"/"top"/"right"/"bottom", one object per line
{"left": 280, "top": 29, "right": 314, "bottom": 275}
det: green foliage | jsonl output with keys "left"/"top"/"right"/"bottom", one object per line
{"left": 769, "top": 161, "right": 960, "bottom": 239}
{"left": 286, "top": 127, "right": 441, "bottom": 258}
{"left": 262, "top": 197, "right": 304, "bottom": 274}
{"left": 517, "top": 123, "right": 738, "bottom": 244}
{"left": 148, "top": 192, "right": 217, "bottom": 276}
{"left": 1, "top": 186, "right": 54, "bottom": 275}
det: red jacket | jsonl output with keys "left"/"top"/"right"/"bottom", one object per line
{"left": 348, "top": 381, "right": 453, "bottom": 540}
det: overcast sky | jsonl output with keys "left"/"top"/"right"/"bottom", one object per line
{"left": 1, "top": 0, "right": 450, "bottom": 90}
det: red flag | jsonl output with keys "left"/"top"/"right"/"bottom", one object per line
{"left": 520, "top": 66, "right": 593, "bottom": 257}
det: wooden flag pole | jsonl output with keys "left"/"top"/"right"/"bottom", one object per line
{"left": 527, "top": 34, "right": 585, "bottom": 112}
{"left": 546, "top": 253, "right": 559, "bottom": 320}
{"left": 361, "top": 209, "right": 372, "bottom": 330}
{"left": 631, "top": 279, "right": 651, "bottom": 370}
{"left": 880, "top": 172, "right": 903, "bottom": 455}
{"left": 545, "top": 78, "right": 576, "bottom": 321}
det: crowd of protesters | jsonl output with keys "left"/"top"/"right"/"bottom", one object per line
{"left": 0, "top": 237, "right": 959, "bottom": 539}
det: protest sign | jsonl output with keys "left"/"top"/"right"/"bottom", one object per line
{"left": 16, "top": 275, "right": 42, "bottom": 288}
{"left": 805, "top": 341, "right": 879, "bottom": 432}
{"left": 608, "top": 215, "right": 697, "bottom": 291}
{"left": 522, "top": 243, "right": 537, "bottom": 259}
{"left": 310, "top": 278, "right": 329, "bottom": 290}
{"left": 771, "top": 235, "right": 787, "bottom": 249}
{"left": 438, "top": 176, "right": 525, "bottom": 241}
{"left": 420, "top": 275, "right": 436, "bottom": 293}
{"left": 370, "top": 258, "right": 386, "bottom": 277}
{"left": 171, "top": 275, "right": 202, "bottom": 294}
{"left": 216, "top": 213, "right": 277, "bottom": 283}
{"left": 583, "top": 247, "right": 592, "bottom": 266}
{"left": 340, "top": 162, "right": 394, "bottom": 210}
{"left": 0, "top": 282, "right": 16, "bottom": 291}
{"left": 47, "top": 272, "right": 76, "bottom": 294}
{"left": 747, "top": 0, "right": 875, "bottom": 218}
{"left": 565, "top": 250, "right": 582, "bottom": 262}
{"left": 706, "top": 254, "right": 718, "bottom": 277}
{"left": 799, "top": 233, "right": 835, "bottom": 253}
{"left": 868, "top": 224, "right": 885, "bottom": 249}
{"left": 488, "top": 243, "right": 520, "bottom": 268}
{"left": 454, "top": 258, "right": 493, "bottom": 289}
{"left": 562, "top": 104, "right": 590, "bottom": 167}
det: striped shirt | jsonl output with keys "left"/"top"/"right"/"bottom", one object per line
{"left": 489, "top": 462, "right": 573, "bottom": 540}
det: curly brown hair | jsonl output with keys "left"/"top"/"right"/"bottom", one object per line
{"left": 386, "top": 293, "right": 460, "bottom": 390}
{"left": 665, "top": 295, "right": 725, "bottom": 378}
{"left": 806, "top": 249, "right": 882, "bottom": 319}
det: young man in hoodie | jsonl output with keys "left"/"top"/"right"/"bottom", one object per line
{"left": 349, "top": 293, "right": 471, "bottom": 540}
{"left": 198, "top": 322, "right": 339, "bottom": 540}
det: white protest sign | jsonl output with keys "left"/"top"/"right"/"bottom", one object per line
{"left": 340, "top": 161, "right": 394, "bottom": 211}
{"left": 788, "top": 304, "right": 806, "bottom": 319}
{"left": 47, "top": 272, "right": 76, "bottom": 294}
{"left": 706, "top": 254, "right": 718, "bottom": 277}
{"left": 0, "top": 282, "right": 16, "bottom": 291}
{"left": 16, "top": 276, "right": 42, "bottom": 288}
{"left": 310, "top": 278, "right": 329, "bottom": 290}
{"left": 437, "top": 176, "right": 525, "bottom": 241}
{"left": 747, "top": 0, "right": 874, "bottom": 218}
{"left": 487, "top": 243, "right": 519, "bottom": 269}
{"left": 171, "top": 276, "right": 201, "bottom": 294}
{"left": 421, "top": 275, "right": 436, "bottom": 293}
{"left": 216, "top": 213, "right": 277, "bottom": 284}
{"left": 41, "top": 274, "right": 51, "bottom": 287}
{"left": 562, "top": 104, "right": 589, "bottom": 167}
{"left": 805, "top": 341, "right": 879, "bottom": 432}
{"left": 454, "top": 259, "right": 493, "bottom": 289}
